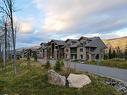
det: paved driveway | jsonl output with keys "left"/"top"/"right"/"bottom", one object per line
{"left": 37, "top": 59, "right": 127, "bottom": 83}
{"left": 69, "top": 62, "right": 127, "bottom": 83}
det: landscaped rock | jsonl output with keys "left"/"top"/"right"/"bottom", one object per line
{"left": 106, "top": 79, "right": 127, "bottom": 95}
{"left": 67, "top": 74, "right": 91, "bottom": 88}
{"left": 48, "top": 69, "right": 66, "bottom": 86}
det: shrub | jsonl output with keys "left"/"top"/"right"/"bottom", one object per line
{"left": 60, "top": 60, "right": 64, "bottom": 66}
{"left": 45, "top": 60, "right": 51, "bottom": 69}
{"left": 54, "top": 60, "right": 63, "bottom": 71}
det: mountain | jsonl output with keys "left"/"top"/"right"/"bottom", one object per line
{"left": 104, "top": 36, "right": 127, "bottom": 51}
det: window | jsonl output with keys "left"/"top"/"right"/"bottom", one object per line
{"left": 90, "top": 47, "right": 96, "bottom": 52}
{"left": 80, "top": 43, "right": 83, "bottom": 47}
{"left": 80, "top": 55, "right": 83, "bottom": 59}
{"left": 71, "top": 54, "right": 77, "bottom": 59}
{"left": 96, "top": 54, "right": 99, "bottom": 60}
{"left": 71, "top": 48, "right": 77, "bottom": 53}
{"left": 55, "top": 46, "right": 58, "bottom": 49}
{"left": 66, "top": 49, "right": 68, "bottom": 52}
{"left": 80, "top": 48, "right": 83, "bottom": 52}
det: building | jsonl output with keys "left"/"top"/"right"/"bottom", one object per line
{"left": 64, "top": 37, "right": 107, "bottom": 61}
{"left": 38, "top": 43, "right": 47, "bottom": 59}
{"left": 47, "top": 40, "right": 65, "bottom": 60}
{"left": 16, "top": 46, "right": 41, "bottom": 58}
{"left": 39, "top": 36, "right": 107, "bottom": 61}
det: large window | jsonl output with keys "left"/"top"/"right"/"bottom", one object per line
{"left": 70, "top": 48, "right": 77, "bottom": 53}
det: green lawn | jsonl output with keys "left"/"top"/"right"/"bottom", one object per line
{"left": 0, "top": 59, "right": 121, "bottom": 95}
{"left": 85, "top": 59, "right": 127, "bottom": 69}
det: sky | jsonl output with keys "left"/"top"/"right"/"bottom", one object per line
{"left": 12, "top": 0, "right": 127, "bottom": 48}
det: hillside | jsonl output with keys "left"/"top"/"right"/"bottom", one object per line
{"left": 104, "top": 36, "right": 127, "bottom": 51}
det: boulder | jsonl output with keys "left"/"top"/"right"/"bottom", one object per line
{"left": 67, "top": 74, "right": 91, "bottom": 88}
{"left": 48, "top": 70, "right": 66, "bottom": 86}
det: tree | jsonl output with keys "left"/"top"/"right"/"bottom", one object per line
{"left": 26, "top": 49, "right": 31, "bottom": 69}
{"left": 124, "top": 43, "right": 127, "bottom": 60}
{"left": 0, "top": 0, "right": 17, "bottom": 74}
{"left": 54, "top": 60, "right": 63, "bottom": 71}
{"left": 33, "top": 51, "right": 37, "bottom": 62}
{"left": 112, "top": 50, "right": 116, "bottom": 58}
{"left": 116, "top": 46, "right": 124, "bottom": 58}
{"left": 104, "top": 54, "right": 108, "bottom": 60}
{"left": 4, "top": 18, "right": 7, "bottom": 70}
{"left": 108, "top": 47, "right": 112, "bottom": 59}
{"left": 0, "top": 17, "right": 10, "bottom": 71}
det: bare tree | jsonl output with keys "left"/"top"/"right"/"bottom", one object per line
{"left": 0, "top": 0, "right": 17, "bottom": 74}
{"left": 4, "top": 17, "right": 7, "bottom": 70}
{"left": 0, "top": 17, "right": 8, "bottom": 71}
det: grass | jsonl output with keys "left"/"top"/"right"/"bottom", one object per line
{"left": 84, "top": 59, "right": 127, "bottom": 69}
{"left": 0, "top": 59, "right": 121, "bottom": 95}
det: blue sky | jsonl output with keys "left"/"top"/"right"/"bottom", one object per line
{"left": 12, "top": 0, "right": 127, "bottom": 48}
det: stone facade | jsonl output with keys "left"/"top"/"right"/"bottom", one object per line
{"left": 64, "top": 37, "right": 107, "bottom": 61}
{"left": 47, "top": 40, "right": 65, "bottom": 60}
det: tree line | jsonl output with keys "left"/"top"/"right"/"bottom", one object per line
{"left": 104, "top": 43, "right": 127, "bottom": 60}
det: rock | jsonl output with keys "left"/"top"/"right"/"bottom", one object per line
{"left": 106, "top": 79, "right": 127, "bottom": 95}
{"left": 48, "top": 69, "right": 66, "bottom": 86}
{"left": 67, "top": 74, "right": 91, "bottom": 88}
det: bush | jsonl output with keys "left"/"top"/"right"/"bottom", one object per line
{"left": 60, "top": 60, "right": 64, "bottom": 66}
{"left": 54, "top": 60, "right": 64, "bottom": 71}
{"left": 45, "top": 60, "right": 51, "bottom": 69}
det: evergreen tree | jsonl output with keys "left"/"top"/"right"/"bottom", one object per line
{"left": 33, "top": 51, "right": 37, "bottom": 62}
{"left": 116, "top": 47, "right": 120, "bottom": 58}
{"left": 112, "top": 50, "right": 116, "bottom": 58}
{"left": 108, "top": 47, "right": 112, "bottom": 59}
{"left": 54, "top": 60, "right": 62, "bottom": 71}
{"left": 125, "top": 43, "right": 127, "bottom": 60}
{"left": 104, "top": 54, "right": 108, "bottom": 60}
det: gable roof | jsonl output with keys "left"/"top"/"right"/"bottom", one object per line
{"left": 64, "top": 36, "right": 107, "bottom": 49}
{"left": 78, "top": 36, "right": 88, "bottom": 41}
{"left": 85, "top": 37, "right": 107, "bottom": 49}
{"left": 51, "top": 40, "right": 65, "bottom": 45}
{"left": 65, "top": 39, "right": 77, "bottom": 42}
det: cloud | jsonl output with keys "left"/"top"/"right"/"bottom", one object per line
{"left": 33, "top": 0, "right": 127, "bottom": 33}
{"left": 16, "top": 0, "right": 127, "bottom": 48}
{"left": 20, "top": 20, "right": 33, "bottom": 33}
{"left": 14, "top": 17, "right": 34, "bottom": 33}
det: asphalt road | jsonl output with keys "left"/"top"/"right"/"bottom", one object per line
{"left": 69, "top": 62, "right": 127, "bottom": 83}
{"left": 38, "top": 59, "right": 127, "bottom": 83}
